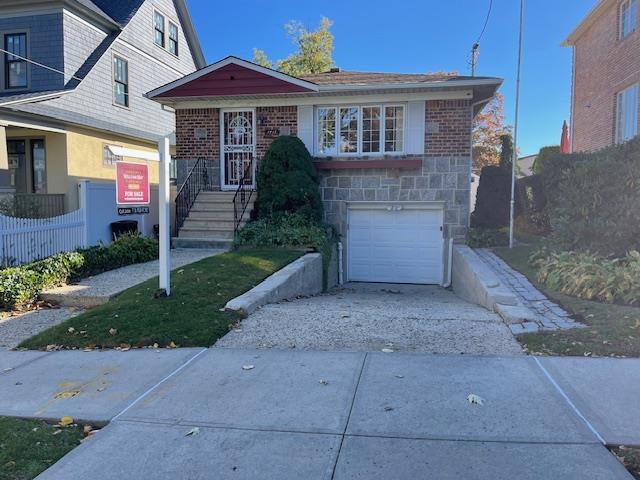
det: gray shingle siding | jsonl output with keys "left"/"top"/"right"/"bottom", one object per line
{"left": 6, "top": 2, "right": 199, "bottom": 141}
{"left": 0, "top": 13, "right": 64, "bottom": 93}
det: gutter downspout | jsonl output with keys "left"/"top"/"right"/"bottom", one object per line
{"left": 442, "top": 238, "right": 454, "bottom": 288}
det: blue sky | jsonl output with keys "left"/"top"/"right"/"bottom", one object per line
{"left": 187, "top": 0, "right": 595, "bottom": 156}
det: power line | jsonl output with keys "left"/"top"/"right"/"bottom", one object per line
{"left": 470, "top": 0, "right": 493, "bottom": 76}
{"left": 0, "top": 48, "right": 83, "bottom": 82}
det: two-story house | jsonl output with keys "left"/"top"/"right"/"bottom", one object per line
{"left": 564, "top": 0, "right": 639, "bottom": 152}
{"left": 0, "top": 0, "right": 205, "bottom": 215}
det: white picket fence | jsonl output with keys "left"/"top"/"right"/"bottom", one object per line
{"left": 0, "top": 208, "right": 87, "bottom": 267}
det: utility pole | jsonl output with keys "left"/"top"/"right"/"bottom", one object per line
{"left": 509, "top": 0, "right": 524, "bottom": 248}
{"left": 470, "top": 43, "right": 479, "bottom": 76}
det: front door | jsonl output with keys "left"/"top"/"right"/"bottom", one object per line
{"left": 221, "top": 109, "right": 255, "bottom": 190}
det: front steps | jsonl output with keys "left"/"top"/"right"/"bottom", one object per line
{"left": 172, "top": 191, "right": 254, "bottom": 249}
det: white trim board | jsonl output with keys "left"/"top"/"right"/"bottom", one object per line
{"left": 170, "top": 90, "right": 473, "bottom": 109}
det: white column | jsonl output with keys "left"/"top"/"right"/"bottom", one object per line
{"left": 158, "top": 137, "right": 171, "bottom": 296}
{"left": 0, "top": 123, "right": 10, "bottom": 192}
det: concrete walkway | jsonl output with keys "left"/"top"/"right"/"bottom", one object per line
{"left": 40, "top": 248, "right": 221, "bottom": 307}
{"left": 217, "top": 283, "right": 523, "bottom": 355}
{"left": 0, "top": 348, "right": 637, "bottom": 478}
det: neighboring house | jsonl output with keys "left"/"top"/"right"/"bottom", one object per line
{"left": 0, "top": 0, "right": 205, "bottom": 215}
{"left": 147, "top": 57, "right": 501, "bottom": 285}
{"left": 564, "top": 0, "right": 639, "bottom": 152}
{"left": 517, "top": 154, "right": 537, "bottom": 177}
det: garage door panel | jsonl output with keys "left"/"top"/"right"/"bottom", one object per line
{"left": 347, "top": 208, "right": 444, "bottom": 285}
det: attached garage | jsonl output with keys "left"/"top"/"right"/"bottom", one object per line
{"left": 347, "top": 203, "right": 445, "bottom": 285}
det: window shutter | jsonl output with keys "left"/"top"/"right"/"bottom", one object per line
{"left": 297, "top": 105, "right": 314, "bottom": 154}
{"left": 406, "top": 100, "right": 426, "bottom": 154}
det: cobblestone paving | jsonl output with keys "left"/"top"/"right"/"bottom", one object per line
{"left": 476, "top": 249, "right": 585, "bottom": 334}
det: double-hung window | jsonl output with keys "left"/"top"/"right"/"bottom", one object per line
{"left": 4, "top": 33, "right": 27, "bottom": 89}
{"left": 616, "top": 84, "right": 639, "bottom": 143}
{"left": 316, "top": 104, "right": 404, "bottom": 156}
{"left": 620, "top": 0, "right": 637, "bottom": 39}
{"left": 154, "top": 11, "right": 165, "bottom": 47}
{"left": 113, "top": 56, "right": 129, "bottom": 107}
{"left": 168, "top": 22, "right": 179, "bottom": 55}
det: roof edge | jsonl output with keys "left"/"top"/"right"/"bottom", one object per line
{"left": 0, "top": 90, "right": 75, "bottom": 107}
{"left": 146, "top": 56, "right": 320, "bottom": 99}
{"left": 174, "top": 0, "right": 206, "bottom": 69}
{"left": 563, "top": 0, "right": 612, "bottom": 46}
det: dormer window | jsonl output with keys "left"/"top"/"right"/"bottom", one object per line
{"left": 620, "top": 0, "right": 637, "bottom": 39}
{"left": 169, "top": 22, "right": 179, "bottom": 56}
{"left": 154, "top": 11, "right": 165, "bottom": 47}
{"left": 4, "top": 33, "right": 27, "bottom": 89}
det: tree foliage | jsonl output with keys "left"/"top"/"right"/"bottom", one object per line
{"left": 472, "top": 93, "right": 511, "bottom": 172}
{"left": 252, "top": 17, "right": 335, "bottom": 76}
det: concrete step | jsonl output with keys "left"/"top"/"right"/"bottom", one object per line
{"left": 187, "top": 210, "right": 236, "bottom": 220}
{"left": 182, "top": 219, "right": 244, "bottom": 230}
{"left": 172, "top": 237, "right": 233, "bottom": 249}
{"left": 178, "top": 228, "right": 234, "bottom": 240}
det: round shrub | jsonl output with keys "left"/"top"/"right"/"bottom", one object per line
{"left": 255, "top": 136, "right": 323, "bottom": 222}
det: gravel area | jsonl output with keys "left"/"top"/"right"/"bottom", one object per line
{"left": 41, "top": 248, "right": 222, "bottom": 307}
{"left": 0, "top": 307, "right": 83, "bottom": 349}
{"left": 216, "top": 283, "right": 523, "bottom": 355}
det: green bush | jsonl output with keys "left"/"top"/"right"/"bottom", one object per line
{"left": 540, "top": 138, "right": 640, "bottom": 256}
{"left": 466, "top": 228, "right": 509, "bottom": 248}
{"left": 515, "top": 175, "right": 550, "bottom": 234}
{"left": 471, "top": 165, "right": 514, "bottom": 229}
{"left": 254, "top": 135, "right": 323, "bottom": 222}
{"left": 0, "top": 235, "right": 158, "bottom": 310}
{"left": 531, "top": 249, "right": 640, "bottom": 306}
{"left": 532, "top": 145, "right": 560, "bottom": 175}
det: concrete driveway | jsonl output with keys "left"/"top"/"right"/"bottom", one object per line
{"left": 216, "top": 283, "right": 522, "bottom": 355}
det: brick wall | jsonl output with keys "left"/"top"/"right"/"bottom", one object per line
{"left": 571, "top": 1, "right": 640, "bottom": 152}
{"left": 425, "top": 99, "right": 472, "bottom": 156}
{"left": 256, "top": 106, "right": 298, "bottom": 158}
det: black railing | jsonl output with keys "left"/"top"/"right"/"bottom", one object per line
{"left": 175, "top": 158, "right": 216, "bottom": 231}
{"left": 0, "top": 193, "right": 66, "bottom": 218}
{"left": 233, "top": 162, "right": 255, "bottom": 236}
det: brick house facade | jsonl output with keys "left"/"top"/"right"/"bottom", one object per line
{"left": 149, "top": 56, "right": 501, "bottom": 284}
{"left": 565, "top": 0, "right": 640, "bottom": 152}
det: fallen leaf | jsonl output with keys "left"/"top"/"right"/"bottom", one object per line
{"left": 381, "top": 348, "right": 394, "bottom": 353}
{"left": 67, "top": 327, "right": 76, "bottom": 334}
{"left": 58, "top": 416, "right": 74, "bottom": 427}
{"left": 177, "top": 269, "right": 185, "bottom": 275}
{"left": 242, "top": 364, "right": 254, "bottom": 371}
{"left": 108, "top": 328, "right": 117, "bottom": 336}
{"left": 394, "top": 375, "right": 404, "bottom": 379}
{"left": 83, "top": 425, "right": 93, "bottom": 434}
{"left": 319, "top": 379, "right": 329, "bottom": 385}
{"left": 467, "top": 394, "right": 485, "bottom": 406}
{"left": 169, "top": 341, "right": 177, "bottom": 349}
{"left": 184, "top": 427, "right": 200, "bottom": 437}
{"left": 54, "top": 390, "right": 80, "bottom": 400}
{"left": 384, "top": 406, "right": 394, "bottom": 411}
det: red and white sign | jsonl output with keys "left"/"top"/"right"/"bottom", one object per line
{"left": 116, "top": 161, "right": 150, "bottom": 205}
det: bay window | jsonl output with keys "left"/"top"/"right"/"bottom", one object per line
{"left": 316, "top": 104, "right": 405, "bottom": 156}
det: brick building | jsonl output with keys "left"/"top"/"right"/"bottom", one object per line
{"left": 564, "top": 0, "right": 640, "bottom": 152}
{"left": 148, "top": 56, "right": 501, "bottom": 285}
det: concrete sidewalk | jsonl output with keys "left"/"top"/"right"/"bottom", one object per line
{"left": 0, "top": 348, "right": 635, "bottom": 478}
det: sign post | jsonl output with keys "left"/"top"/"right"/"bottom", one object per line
{"left": 108, "top": 139, "right": 171, "bottom": 296}
{"left": 158, "top": 137, "right": 171, "bottom": 296}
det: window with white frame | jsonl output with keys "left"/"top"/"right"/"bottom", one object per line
{"left": 620, "top": 0, "right": 637, "bottom": 39}
{"left": 168, "top": 22, "right": 179, "bottom": 56}
{"left": 154, "top": 11, "right": 165, "bottom": 47}
{"left": 616, "top": 84, "right": 639, "bottom": 143}
{"left": 316, "top": 104, "right": 404, "bottom": 156}
{"left": 113, "top": 56, "right": 129, "bottom": 107}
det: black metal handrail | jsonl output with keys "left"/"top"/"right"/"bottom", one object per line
{"left": 175, "top": 158, "right": 214, "bottom": 231}
{"left": 233, "top": 162, "right": 256, "bottom": 236}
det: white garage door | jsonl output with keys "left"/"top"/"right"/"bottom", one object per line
{"left": 348, "top": 207, "right": 444, "bottom": 285}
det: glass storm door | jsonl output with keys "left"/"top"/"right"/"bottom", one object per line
{"left": 221, "top": 109, "right": 255, "bottom": 189}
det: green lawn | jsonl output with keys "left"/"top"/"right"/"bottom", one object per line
{"left": 19, "top": 249, "right": 301, "bottom": 350}
{"left": 0, "top": 418, "right": 82, "bottom": 480}
{"left": 494, "top": 245, "right": 640, "bottom": 357}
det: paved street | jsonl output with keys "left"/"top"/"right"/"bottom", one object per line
{"left": 0, "top": 347, "right": 637, "bottom": 479}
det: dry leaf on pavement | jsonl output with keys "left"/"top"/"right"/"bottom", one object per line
{"left": 467, "top": 394, "right": 485, "bottom": 406}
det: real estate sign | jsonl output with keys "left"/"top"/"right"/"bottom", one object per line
{"left": 116, "top": 161, "right": 150, "bottom": 205}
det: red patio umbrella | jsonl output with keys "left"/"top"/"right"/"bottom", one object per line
{"left": 560, "top": 120, "right": 570, "bottom": 154}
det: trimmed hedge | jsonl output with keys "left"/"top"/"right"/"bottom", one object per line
{"left": 540, "top": 137, "right": 640, "bottom": 256}
{"left": 471, "top": 165, "right": 513, "bottom": 229}
{"left": 531, "top": 249, "right": 640, "bottom": 306}
{"left": 0, "top": 235, "right": 158, "bottom": 310}
{"left": 466, "top": 228, "right": 509, "bottom": 248}
{"left": 254, "top": 135, "right": 323, "bottom": 222}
